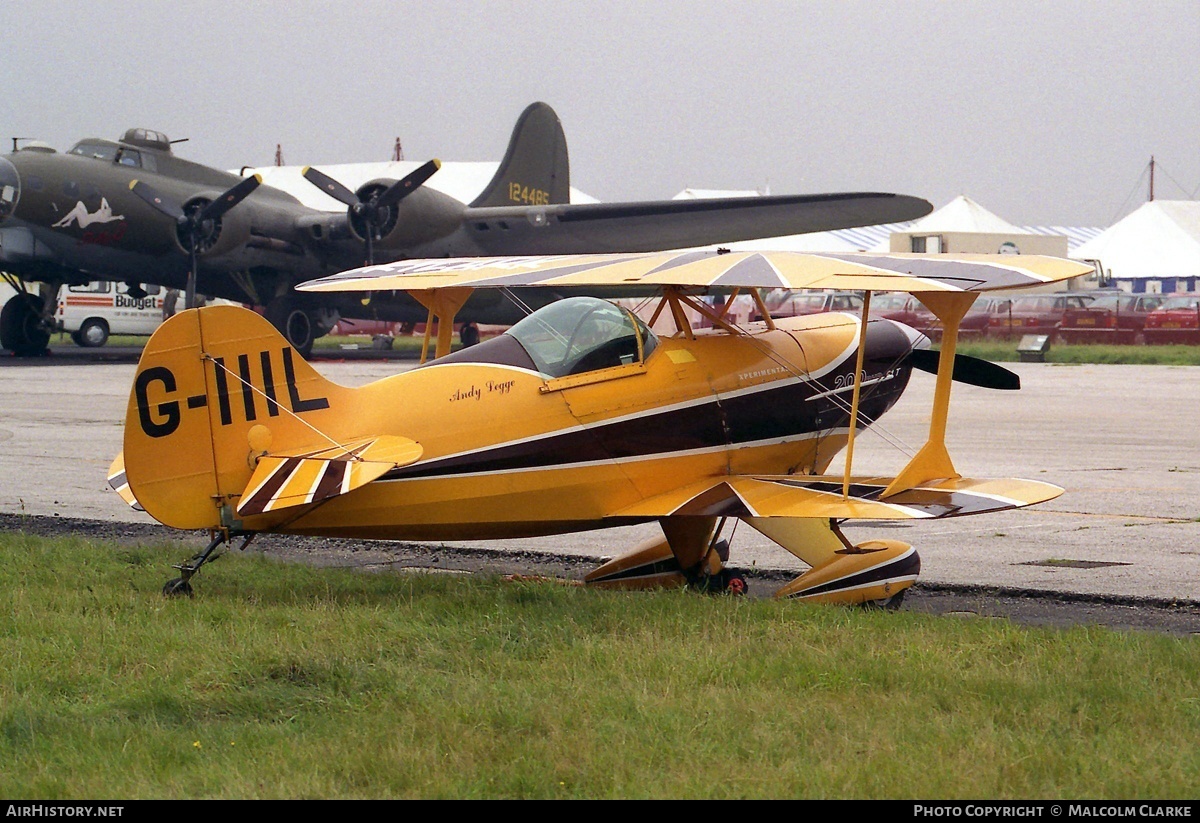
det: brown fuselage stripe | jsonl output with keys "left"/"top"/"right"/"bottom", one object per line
{"left": 386, "top": 332, "right": 913, "bottom": 481}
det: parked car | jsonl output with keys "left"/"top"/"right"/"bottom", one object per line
{"left": 1059, "top": 292, "right": 1168, "bottom": 344}
{"left": 757, "top": 290, "right": 863, "bottom": 321}
{"left": 329, "top": 318, "right": 403, "bottom": 337}
{"left": 987, "top": 292, "right": 1095, "bottom": 340}
{"left": 914, "top": 295, "right": 997, "bottom": 341}
{"left": 1142, "top": 295, "right": 1200, "bottom": 345}
{"left": 869, "top": 292, "right": 924, "bottom": 327}
{"left": 55, "top": 281, "right": 166, "bottom": 347}
{"left": 54, "top": 281, "right": 240, "bottom": 347}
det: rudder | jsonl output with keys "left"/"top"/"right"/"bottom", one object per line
{"left": 122, "top": 305, "right": 351, "bottom": 531}
{"left": 469, "top": 101, "right": 571, "bottom": 207}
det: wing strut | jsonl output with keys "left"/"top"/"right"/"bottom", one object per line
{"left": 751, "top": 289, "right": 776, "bottom": 331}
{"left": 409, "top": 287, "right": 474, "bottom": 362}
{"left": 842, "top": 291, "right": 873, "bottom": 499}
{"left": 881, "top": 292, "right": 977, "bottom": 498}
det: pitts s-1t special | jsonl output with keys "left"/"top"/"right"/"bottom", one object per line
{"left": 109, "top": 249, "right": 1091, "bottom": 604}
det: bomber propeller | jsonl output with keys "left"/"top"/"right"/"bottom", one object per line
{"left": 301, "top": 159, "right": 441, "bottom": 265}
{"left": 129, "top": 173, "right": 262, "bottom": 309}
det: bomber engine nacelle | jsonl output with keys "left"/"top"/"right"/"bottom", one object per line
{"left": 176, "top": 192, "right": 253, "bottom": 259}
{"left": 348, "top": 181, "right": 464, "bottom": 251}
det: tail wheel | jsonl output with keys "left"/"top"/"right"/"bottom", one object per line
{"left": 265, "top": 299, "right": 315, "bottom": 358}
{"left": 0, "top": 293, "right": 50, "bottom": 357}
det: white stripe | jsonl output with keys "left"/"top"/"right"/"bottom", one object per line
{"left": 403, "top": 358, "right": 854, "bottom": 473}
{"left": 302, "top": 461, "right": 330, "bottom": 505}
{"left": 378, "top": 428, "right": 846, "bottom": 484}
{"left": 264, "top": 460, "right": 307, "bottom": 510}
{"left": 792, "top": 574, "right": 920, "bottom": 600}
{"left": 790, "top": 546, "right": 920, "bottom": 597}
{"left": 241, "top": 459, "right": 287, "bottom": 504}
{"left": 417, "top": 361, "right": 549, "bottom": 380}
{"left": 781, "top": 483, "right": 934, "bottom": 519}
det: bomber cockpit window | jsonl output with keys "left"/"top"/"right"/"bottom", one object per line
{"left": 115, "top": 148, "right": 141, "bottom": 168}
{"left": 67, "top": 142, "right": 118, "bottom": 162}
{"left": 507, "top": 296, "right": 658, "bottom": 378}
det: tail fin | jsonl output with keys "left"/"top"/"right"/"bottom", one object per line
{"left": 469, "top": 101, "right": 571, "bottom": 207}
{"left": 121, "top": 305, "right": 356, "bottom": 531}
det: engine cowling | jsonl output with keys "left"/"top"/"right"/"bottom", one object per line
{"left": 175, "top": 192, "right": 253, "bottom": 258}
{"left": 349, "top": 181, "right": 463, "bottom": 250}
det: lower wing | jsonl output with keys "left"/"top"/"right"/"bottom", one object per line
{"left": 614, "top": 474, "right": 1063, "bottom": 521}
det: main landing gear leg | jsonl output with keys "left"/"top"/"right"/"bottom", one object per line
{"left": 163, "top": 532, "right": 255, "bottom": 597}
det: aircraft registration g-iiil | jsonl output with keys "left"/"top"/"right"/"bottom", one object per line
{"left": 108, "top": 248, "right": 1091, "bottom": 605}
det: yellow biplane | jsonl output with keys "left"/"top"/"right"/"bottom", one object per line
{"left": 110, "top": 249, "right": 1090, "bottom": 604}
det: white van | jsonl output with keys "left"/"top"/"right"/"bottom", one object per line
{"left": 55, "top": 281, "right": 171, "bottom": 347}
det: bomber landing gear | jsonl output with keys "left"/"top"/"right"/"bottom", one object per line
{"left": 0, "top": 292, "right": 51, "bottom": 356}
{"left": 265, "top": 298, "right": 316, "bottom": 358}
{"left": 162, "top": 532, "right": 255, "bottom": 597}
{"left": 459, "top": 321, "right": 480, "bottom": 347}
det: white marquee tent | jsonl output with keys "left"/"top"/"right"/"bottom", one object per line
{"left": 1074, "top": 200, "right": 1200, "bottom": 292}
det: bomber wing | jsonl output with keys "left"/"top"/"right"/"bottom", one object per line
{"left": 458, "top": 192, "right": 934, "bottom": 255}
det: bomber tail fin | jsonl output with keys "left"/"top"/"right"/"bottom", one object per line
{"left": 469, "top": 101, "right": 571, "bottom": 207}
{"left": 120, "top": 305, "right": 417, "bottom": 532}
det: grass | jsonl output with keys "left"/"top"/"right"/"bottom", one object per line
{"left": 2, "top": 532, "right": 1199, "bottom": 799}
{"left": 955, "top": 340, "right": 1200, "bottom": 366}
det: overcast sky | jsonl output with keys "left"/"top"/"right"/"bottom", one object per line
{"left": 2, "top": 0, "right": 1196, "bottom": 228}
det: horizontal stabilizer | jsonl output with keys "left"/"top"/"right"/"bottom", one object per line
{"left": 615, "top": 474, "right": 1063, "bottom": 521}
{"left": 237, "top": 435, "right": 422, "bottom": 517}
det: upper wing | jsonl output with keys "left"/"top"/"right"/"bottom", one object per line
{"left": 613, "top": 474, "right": 1063, "bottom": 521}
{"left": 460, "top": 192, "right": 933, "bottom": 255}
{"left": 298, "top": 249, "right": 1095, "bottom": 297}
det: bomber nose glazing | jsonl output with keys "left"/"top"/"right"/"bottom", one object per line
{"left": 0, "top": 157, "right": 19, "bottom": 223}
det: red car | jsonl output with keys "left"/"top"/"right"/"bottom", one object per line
{"left": 988, "top": 292, "right": 1095, "bottom": 341}
{"left": 329, "top": 318, "right": 404, "bottom": 337}
{"left": 756, "top": 290, "right": 863, "bottom": 320}
{"left": 869, "top": 292, "right": 924, "bottom": 326}
{"left": 869, "top": 292, "right": 989, "bottom": 341}
{"left": 1142, "top": 295, "right": 1200, "bottom": 344}
{"left": 1059, "top": 293, "right": 1168, "bottom": 344}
